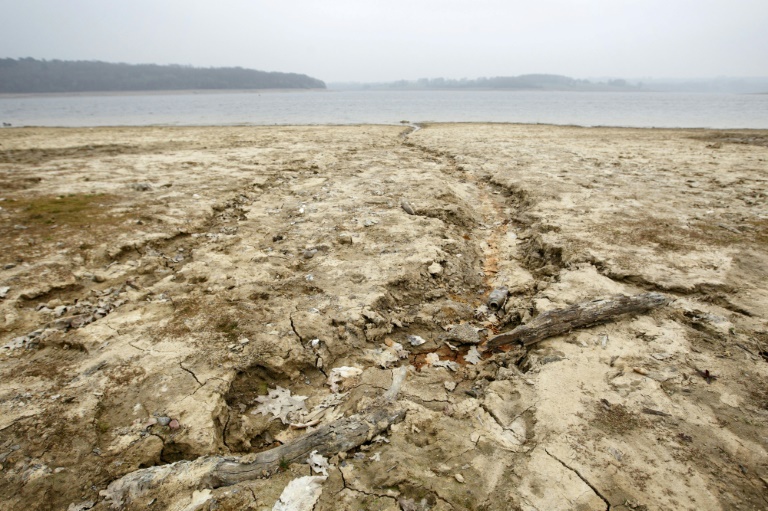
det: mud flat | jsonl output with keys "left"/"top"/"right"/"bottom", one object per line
{"left": 1, "top": 123, "right": 767, "bottom": 510}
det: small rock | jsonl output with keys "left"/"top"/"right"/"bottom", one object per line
{"left": 67, "top": 500, "right": 96, "bottom": 511}
{"left": 337, "top": 234, "right": 353, "bottom": 245}
{"left": 444, "top": 381, "right": 457, "bottom": 392}
{"left": 303, "top": 249, "right": 318, "bottom": 259}
{"left": 3, "top": 263, "right": 15, "bottom": 270}
{"left": 606, "top": 446, "right": 623, "bottom": 461}
{"left": 442, "top": 323, "right": 481, "bottom": 345}
{"left": 0, "top": 286, "right": 11, "bottom": 298}
{"left": 455, "top": 473, "right": 465, "bottom": 483}
{"left": 168, "top": 419, "right": 180, "bottom": 429}
{"left": 13, "top": 225, "right": 27, "bottom": 230}
{"left": 400, "top": 199, "right": 416, "bottom": 215}
{"left": 428, "top": 262, "right": 443, "bottom": 276}
{"left": 363, "top": 219, "right": 378, "bottom": 227}
{"left": 156, "top": 416, "right": 171, "bottom": 426}
{"left": 407, "top": 335, "right": 427, "bottom": 346}
{"left": 129, "top": 182, "right": 152, "bottom": 191}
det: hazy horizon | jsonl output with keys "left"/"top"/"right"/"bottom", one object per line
{"left": 2, "top": 0, "right": 767, "bottom": 83}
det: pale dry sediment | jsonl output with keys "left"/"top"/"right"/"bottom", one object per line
{"left": 0, "top": 124, "right": 767, "bottom": 510}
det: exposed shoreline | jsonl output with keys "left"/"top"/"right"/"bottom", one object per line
{"left": 1, "top": 124, "right": 766, "bottom": 510}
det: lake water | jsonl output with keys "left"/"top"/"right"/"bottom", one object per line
{"left": 1, "top": 89, "right": 767, "bottom": 129}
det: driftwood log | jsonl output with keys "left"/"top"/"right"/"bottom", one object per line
{"left": 486, "top": 292, "right": 669, "bottom": 350}
{"left": 100, "top": 403, "right": 405, "bottom": 508}
{"left": 101, "top": 368, "right": 410, "bottom": 509}
{"left": 209, "top": 404, "right": 405, "bottom": 486}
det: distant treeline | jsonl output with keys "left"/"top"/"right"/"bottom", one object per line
{"left": 332, "top": 74, "right": 768, "bottom": 93}
{"left": 333, "top": 74, "right": 637, "bottom": 91}
{"left": 0, "top": 58, "right": 326, "bottom": 93}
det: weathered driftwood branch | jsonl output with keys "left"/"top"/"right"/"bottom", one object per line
{"left": 209, "top": 403, "right": 405, "bottom": 486}
{"left": 486, "top": 292, "right": 669, "bottom": 350}
{"left": 101, "top": 403, "right": 405, "bottom": 508}
{"left": 101, "top": 370, "right": 410, "bottom": 509}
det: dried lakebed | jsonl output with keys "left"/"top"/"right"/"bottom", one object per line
{"left": 1, "top": 124, "right": 767, "bottom": 510}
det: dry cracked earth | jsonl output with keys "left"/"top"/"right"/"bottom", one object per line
{"left": 1, "top": 123, "right": 767, "bottom": 511}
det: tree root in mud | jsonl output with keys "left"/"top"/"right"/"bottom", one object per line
{"left": 486, "top": 292, "right": 669, "bottom": 349}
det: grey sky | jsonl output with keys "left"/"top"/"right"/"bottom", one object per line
{"left": 1, "top": 0, "right": 767, "bottom": 82}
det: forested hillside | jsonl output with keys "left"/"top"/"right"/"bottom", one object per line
{"left": 0, "top": 58, "right": 326, "bottom": 93}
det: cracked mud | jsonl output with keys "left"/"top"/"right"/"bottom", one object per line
{"left": 1, "top": 124, "right": 767, "bottom": 510}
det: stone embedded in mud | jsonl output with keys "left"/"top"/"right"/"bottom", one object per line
{"left": 336, "top": 234, "right": 353, "bottom": 245}
{"left": 0, "top": 286, "right": 9, "bottom": 298}
{"left": 327, "top": 366, "right": 363, "bottom": 393}
{"left": 156, "top": 416, "right": 171, "bottom": 426}
{"left": 400, "top": 199, "right": 416, "bottom": 215}
{"left": 442, "top": 323, "right": 481, "bottom": 345}
{"left": 303, "top": 249, "right": 318, "bottom": 259}
{"left": 428, "top": 262, "right": 443, "bottom": 276}
{"left": 407, "top": 334, "right": 427, "bottom": 346}
{"left": 66, "top": 500, "right": 95, "bottom": 511}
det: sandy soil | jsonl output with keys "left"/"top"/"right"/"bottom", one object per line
{"left": 1, "top": 123, "right": 767, "bottom": 511}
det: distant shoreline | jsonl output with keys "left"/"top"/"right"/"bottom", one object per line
{"left": 0, "top": 88, "right": 329, "bottom": 99}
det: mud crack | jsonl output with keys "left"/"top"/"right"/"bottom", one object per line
{"left": 179, "top": 362, "right": 202, "bottom": 387}
{"left": 545, "top": 448, "right": 610, "bottom": 510}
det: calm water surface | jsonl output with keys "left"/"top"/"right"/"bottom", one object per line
{"left": 1, "top": 90, "right": 767, "bottom": 128}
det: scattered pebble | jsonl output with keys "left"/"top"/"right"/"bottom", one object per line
{"left": 156, "top": 416, "right": 171, "bottom": 426}
{"left": 444, "top": 381, "right": 457, "bottom": 392}
{"left": 0, "top": 286, "right": 9, "bottom": 298}
{"left": 407, "top": 335, "right": 427, "bottom": 346}
{"left": 455, "top": 473, "right": 465, "bottom": 483}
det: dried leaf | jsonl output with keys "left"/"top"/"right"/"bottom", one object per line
{"left": 253, "top": 386, "right": 308, "bottom": 424}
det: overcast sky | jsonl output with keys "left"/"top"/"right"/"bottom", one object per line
{"left": 1, "top": 0, "right": 767, "bottom": 83}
